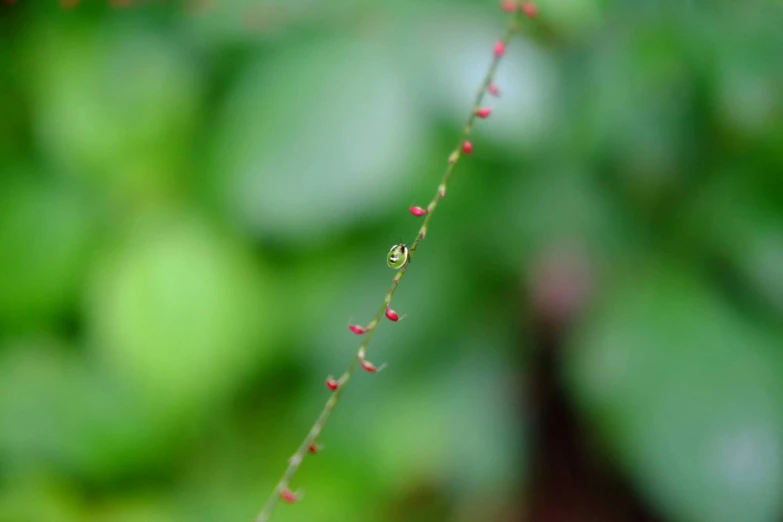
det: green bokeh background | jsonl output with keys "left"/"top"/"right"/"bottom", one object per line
{"left": 1, "top": 1, "right": 782, "bottom": 521}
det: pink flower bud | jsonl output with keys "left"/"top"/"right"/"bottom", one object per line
{"left": 522, "top": 1, "right": 538, "bottom": 17}
{"left": 325, "top": 376, "right": 339, "bottom": 391}
{"left": 488, "top": 83, "right": 500, "bottom": 97}
{"left": 385, "top": 305, "right": 399, "bottom": 322}
{"left": 475, "top": 107, "right": 492, "bottom": 118}
{"left": 448, "top": 151, "right": 459, "bottom": 163}
{"left": 500, "top": 0, "right": 517, "bottom": 11}
{"left": 308, "top": 442, "right": 322, "bottom": 454}
{"left": 494, "top": 41, "right": 505, "bottom": 57}
{"left": 280, "top": 488, "right": 301, "bottom": 503}
{"left": 348, "top": 324, "right": 366, "bottom": 335}
{"left": 462, "top": 141, "right": 473, "bottom": 154}
{"left": 409, "top": 206, "right": 428, "bottom": 217}
{"left": 360, "top": 357, "right": 387, "bottom": 373}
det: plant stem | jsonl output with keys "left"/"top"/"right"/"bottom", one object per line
{"left": 255, "top": 10, "right": 523, "bottom": 522}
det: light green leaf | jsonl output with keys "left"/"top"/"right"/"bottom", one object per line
{"left": 87, "top": 211, "right": 273, "bottom": 414}
{"left": 212, "top": 35, "right": 428, "bottom": 240}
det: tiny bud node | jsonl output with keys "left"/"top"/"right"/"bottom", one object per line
{"left": 280, "top": 488, "right": 301, "bottom": 503}
{"left": 500, "top": 0, "right": 517, "bottom": 12}
{"left": 475, "top": 107, "right": 492, "bottom": 118}
{"left": 385, "top": 305, "right": 400, "bottom": 322}
{"left": 325, "top": 376, "right": 339, "bottom": 391}
{"left": 348, "top": 324, "right": 366, "bottom": 335}
{"left": 462, "top": 141, "right": 473, "bottom": 154}
{"left": 360, "top": 357, "right": 387, "bottom": 373}
{"left": 494, "top": 40, "right": 505, "bottom": 57}
{"left": 488, "top": 83, "right": 500, "bottom": 97}
{"left": 522, "top": 1, "right": 538, "bottom": 17}
{"left": 308, "top": 442, "right": 322, "bottom": 454}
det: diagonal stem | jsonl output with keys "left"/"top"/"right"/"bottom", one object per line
{"left": 255, "top": 10, "right": 523, "bottom": 522}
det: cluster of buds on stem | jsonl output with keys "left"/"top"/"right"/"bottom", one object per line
{"left": 501, "top": 0, "right": 538, "bottom": 17}
{"left": 257, "top": 5, "right": 539, "bottom": 521}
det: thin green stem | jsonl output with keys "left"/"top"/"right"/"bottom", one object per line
{"left": 254, "top": 10, "right": 523, "bottom": 522}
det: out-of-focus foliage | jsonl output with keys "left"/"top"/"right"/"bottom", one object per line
{"left": 0, "top": 1, "right": 781, "bottom": 521}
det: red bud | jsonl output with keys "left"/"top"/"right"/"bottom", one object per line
{"left": 325, "top": 376, "right": 339, "bottom": 391}
{"left": 475, "top": 107, "right": 492, "bottom": 118}
{"left": 360, "top": 357, "right": 387, "bottom": 373}
{"left": 280, "top": 488, "right": 301, "bottom": 503}
{"left": 348, "top": 324, "right": 366, "bottom": 335}
{"left": 409, "top": 206, "right": 428, "bottom": 217}
{"left": 308, "top": 442, "right": 322, "bottom": 454}
{"left": 522, "top": 1, "right": 538, "bottom": 17}
{"left": 385, "top": 305, "right": 399, "bottom": 322}
{"left": 500, "top": 0, "right": 516, "bottom": 11}
{"left": 488, "top": 83, "right": 500, "bottom": 97}
{"left": 462, "top": 141, "right": 473, "bottom": 154}
{"left": 494, "top": 40, "right": 505, "bottom": 57}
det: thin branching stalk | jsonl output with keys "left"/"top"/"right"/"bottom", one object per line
{"left": 255, "top": 5, "right": 533, "bottom": 521}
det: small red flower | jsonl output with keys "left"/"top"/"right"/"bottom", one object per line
{"left": 462, "top": 141, "right": 473, "bottom": 154}
{"left": 409, "top": 206, "right": 428, "bottom": 217}
{"left": 522, "top": 1, "right": 538, "bottom": 17}
{"left": 325, "top": 376, "right": 339, "bottom": 391}
{"left": 348, "top": 324, "right": 366, "bottom": 335}
{"left": 488, "top": 83, "right": 500, "bottom": 97}
{"left": 385, "top": 305, "right": 399, "bottom": 322}
{"left": 280, "top": 488, "right": 301, "bottom": 503}
{"left": 494, "top": 40, "right": 505, "bottom": 57}
{"left": 475, "top": 107, "right": 492, "bottom": 118}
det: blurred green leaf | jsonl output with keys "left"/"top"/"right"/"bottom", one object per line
{"left": 211, "top": 34, "right": 429, "bottom": 241}
{"left": 0, "top": 473, "right": 83, "bottom": 522}
{"left": 689, "top": 169, "right": 783, "bottom": 317}
{"left": 0, "top": 177, "right": 95, "bottom": 329}
{"left": 87, "top": 210, "right": 273, "bottom": 414}
{"left": 567, "top": 264, "right": 783, "bottom": 522}
{"left": 0, "top": 339, "right": 176, "bottom": 481}
{"left": 27, "top": 21, "right": 202, "bottom": 203}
